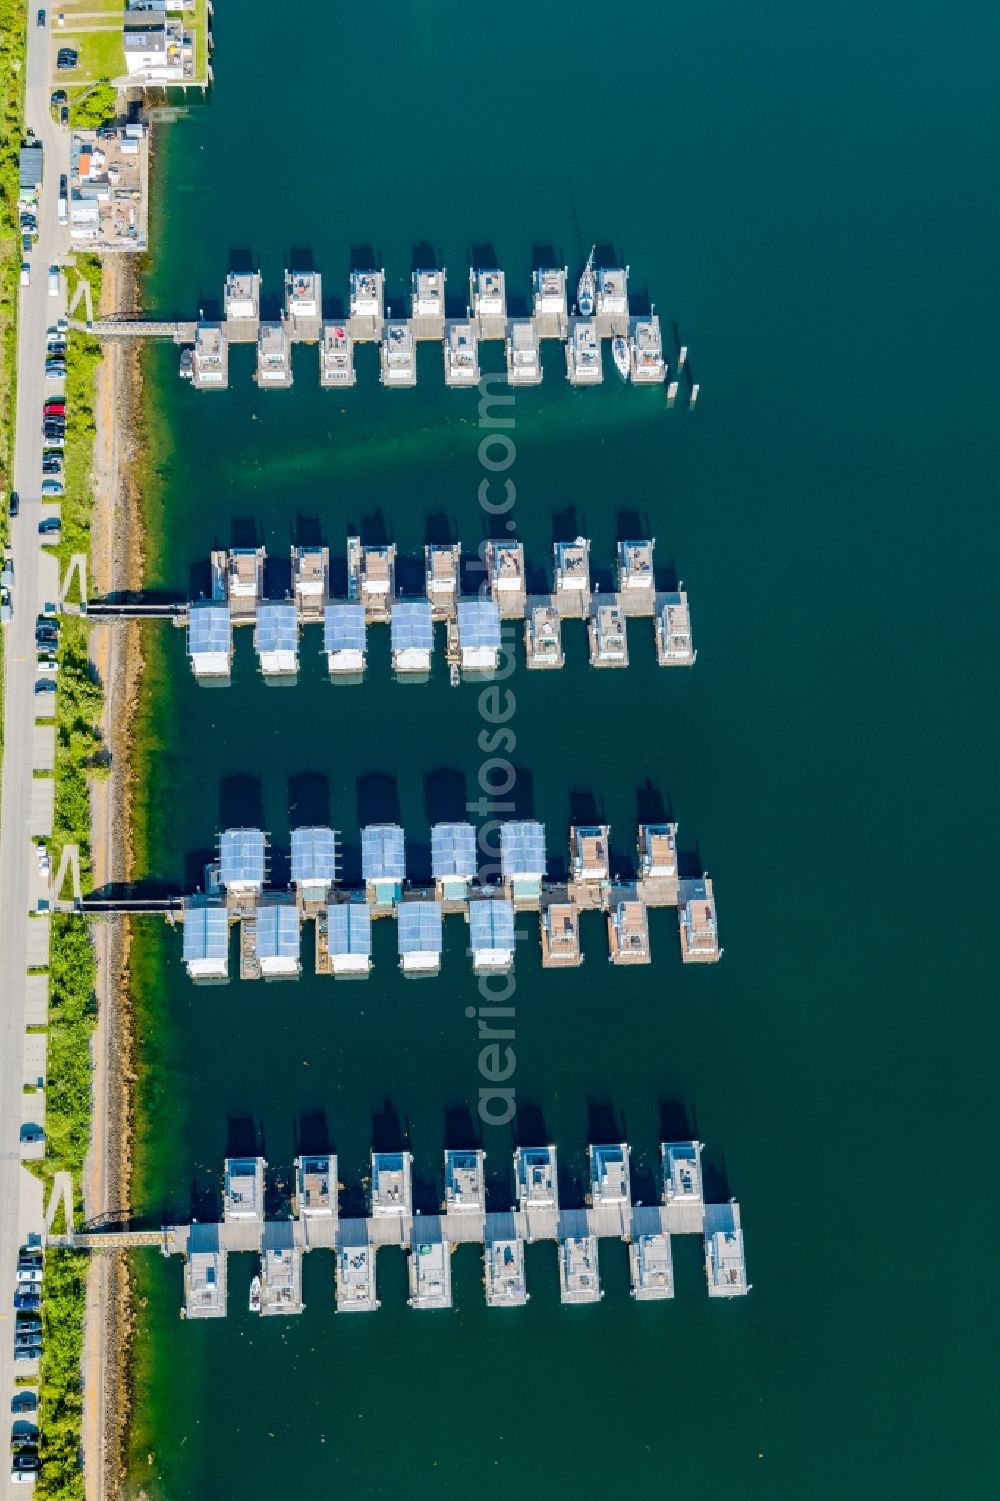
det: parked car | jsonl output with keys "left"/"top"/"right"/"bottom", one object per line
{"left": 44, "top": 365, "right": 66, "bottom": 382}
{"left": 50, "top": 89, "right": 66, "bottom": 106}
{"left": 11, "top": 1452, "right": 39, "bottom": 1484}
{"left": 37, "top": 7, "right": 45, "bottom": 21}
{"left": 11, "top": 1393, "right": 38, "bottom": 1415}
{"left": 13, "top": 1330, "right": 41, "bottom": 1350}
{"left": 8, "top": 493, "right": 19, "bottom": 518}
{"left": 43, "top": 401, "right": 65, "bottom": 416}
{"left": 42, "top": 461, "right": 63, "bottom": 478}
{"left": 55, "top": 49, "right": 77, "bottom": 69}
{"left": 19, "top": 263, "right": 30, "bottom": 288}
{"left": 21, "top": 234, "right": 32, "bottom": 255}
{"left": 12, "top": 1291, "right": 40, "bottom": 1312}
{"left": 12, "top": 1349, "right": 40, "bottom": 1366}
{"left": 47, "top": 266, "right": 60, "bottom": 297}
{"left": 60, "top": 105, "right": 69, "bottom": 125}
{"left": 33, "top": 680, "right": 56, "bottom": 696}
{"left": 40, "top": 480, "right": 64, "bottom": 498}
{"left": 10, "top": 1424, "right": 40, "bottom": 1450}
{"left": 16, "top": 1263, "right": 43, "bottom": 1284}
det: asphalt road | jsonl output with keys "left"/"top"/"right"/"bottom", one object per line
{"left": 0, "top": 12, "right": 72, "bottom": 1483}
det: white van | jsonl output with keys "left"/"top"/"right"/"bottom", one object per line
{"left": 47, "top": 266, "right": 59, "bottom": 298}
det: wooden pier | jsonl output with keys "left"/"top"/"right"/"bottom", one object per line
{"left": 50, "top": 1141, "right": 749, "bottom": 1314}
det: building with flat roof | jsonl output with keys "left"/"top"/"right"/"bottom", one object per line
{"left": 444, "top": 320, "right": 479, "bottom": 385}
{"left": 224, "top": 272, "right": 259, "bottom": 321}
{"left": 487, "top": 540, "right": 526, "bottom": 605}
{"left": 631, "top": 316, "right": 665, "bottom": 383}
{"left": 525, "top": 603, "right": 563, "bottom": 667}
{"left": 456, "top": 598, "right": 502, "bottom": 671}
{"left": 371, "top": 1151, "right": 413, "bottom": 1217}
{"left": 472, "top": 268, "right": 506, "bottom": 318}
{"left": 255, "top": 898, "right": 301, "bottom": 978}
{"left": 218, "top": 829, "right": 266, "bottom": 894}
{"left": 540, "top": 901, "right": 581, "bottom": 967}
{"left": 589, "top": 603, "right": 629, "bottom": 667}
{"left": 325, "top": 901, "right": 372, "bottom": 977}
{"left": 617, "top": 539, "right": 655, "bottom": 593}
{"left": 361, "top": 824, "right": 406, "bottom": 909}
{"left": 678, "top": 878, "right": 721, "bottom": 962}
{"left": 411, "top": 268, "right": 445, "bottom": 317}
{"left": 431, "top": 821, "right": 477, "bottom": 901}
{"left": 662, "top": 1141, "right": 704, "bottom": 1204}
{"left": 656, "top": 592, "right": 696, "bottom": 666}
{"left": 559, "top": 1235, "right": 602, "bottom": 1304}
{"left": 391, "top": 600, "right": 434, "bottom": 674}
{"left": 256, "top": 320, "right": 292, "bottom": 386}
{"left": 607, "top": 899, "right": 650, "bottom": 964}
{"left": 320, "top": 321, "right": 355, "bottom": 386}
{"left": 292, "top": 545, "right": 328, "bottom": 618}
{"left": 260, "top": 1222, "right": 304, "bottom": 1315}
{"left": 533, "top": 266, "right": 568, "bottom": 316}
{"left": 184, "top": 1223, "right": 226, "bottom": 1318}
{"left": 284, "top": 268, "right": 321, "bottom": 323}
{"left": 192, "top": 323, "right": 227, "bottom": 387}
{"left": 704, "top": 1203, "right": 749, "bottom": 1297}
{"left": 408, "top": 1236, "right": 452, "bottom": 1310}
{"left": 254, "top": 602, "right": 298, "bottom": 678}
{"left": 290, "top": 826, "right": 340, "bottom": 904}
{"left": 554, "top": 537, "right": 591, "bottom": 598}
{"left": 566, "top": 320, "right": 603, "bottom": 384}
{"left": 323, "top": 603, "right": 367, "bottom": 676}
{"left": 468, "top": 896, "right": 516, "bottom": 973}
{"left": 397, "top": 900, "right": 443, "bottom": 976}
{"left": 424, "top": 543, "right": 461, "bottom": 613}
{"left": 639, "top": 823, "right": 678, "bottom": 879}
{"left": 506, "top": 320, "right": 542, "bottom": 385}
{"left": 295, "top": 1154, "right": 337, "bottom": 1217}
{"left": 515, "top": 1145, "right": 558, "bottom": 1211}
{"left": 630, "top": 1231, "right": 674, "bottom": 1300}
{"left": 484, "top": 1236, "right": 528, "bottom": 1307}
{"left": 596, "top": 265, "right": 629, "bottom": 316}
{"left": 444, "top": 1149, "right": 485, "bottom": 1214}
{"left": 182, "top": 901, "right": 229, "bottom": 982}
{"left": 223, "top": 1157, "right": 265, "bottom": 1222}
{"left": 352, "top": 542, "right": 395, "bottom": 614}
{"left": 500, "top": 821, "right": 546, "bottom": 906}
{"left": 336, "top": 1242, "right": 379, "bottom": 1311}
{"left": 123, "top": 20, "right": 192, "bottom": 83}
{"left": 381, "top": 320, "right": 416, "bottom": 385}
{"left": 589, "top": 1143, "right": 631, "bottom": 1208}
{"left": 571, "top": 825, "right": 610, "bottom": 885}
{"left": 187, "top": 602, "right": 232, "bottom": 680}
{"left": 349, "top": 268, "right": 384, "bottom": 321}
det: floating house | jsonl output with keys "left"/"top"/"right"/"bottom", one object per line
{"left": 589, "top": 603, "right": 629, "bottom": 667}
{"left": 571, "top": 825, "right": 610, "bottom": 886}
{"left": 295, "top": 1154, "right": 337, "bottom": 1218}
{"left": 678, "top": 878, "right": 721, "bottom": 963}
{"left": 319, "top": 322, "right": 355, "bottom": 387}
{"left": 444, "top": 320, "right": 479, "bottom": 385}
{"left": 336, "top": 1242, "right": 379, "bottom": 1312}
{"left": 184, "top": 1223, "right": 226, "bottom": 1318}
{"left": 290, "top": 826, "right": 340, "bottom": 904}
{"left": 371, "top": 1151, "right": 413, "bottom": 1218}
{"left": 468, "top": 896, "right": 516, "bottom": 973}
{"left": 350, "top": 540, "right": 396, "bottom": 617}
{"left": 187, "top": 601, "right": 232, "bottom": 681}
{"left": 607, "top": 899, "right": 650, "bottom": 964}
{"left": 255, "top": 898, "right": 301, "bottom": 979}
{"left": 456, "top": 598, "right": 502, "bottom": 671}
{"left": 224, "top": 547, "right": 264, "bottom": 618}
{"left": 629, "top": 1232, "right": 674, "bottom": 1300}
{"left": 381, "top": 320, "right": 416, "bottom": 385}
{"left": 484, "top": 1237, "right": 528, "bottom": 1307}
{"left": 630, "top": 316, "right": 665, "bottom": 383}
{"left": 325, "top": 900, "right": 372, "bottom": 977}
{"left": 472, "top": 268, "right": 506, "bottom": 321}
{"left": 284, "top": 269, "right": 321, "bottom": 330}
{"left": 349, "top": 268, "right": 384, "bottom": 323}
{"left": 424, "top": 543, "right": 461, "bottom": 615}
{"left": 254, "top": 601, "right": 299, "bottom": 679}
{"left": 539, "top": 901, "right": 581, "bottom": 967}
{"left": 639, "top": 823, "right": 678, "bottom": 880}
{"left": 559, "top": 1235, "right": 602, "bottom": 1304}
{"left": 411, "top": 268, "right": 445, "bottom": 319}
{"left": 444, "top": 1149, "right": 485, "bottom": 1214}
{"left": 191, "top": 322, "right": 227, "bottom": 388}
{"left": 505, "top": 320, "right": 542, "bottom": 385}
{"left": 256, "top": 320, "right": 292, "bottom": 386}
{"left": 182, "top": 901, "right": 229, "bottom": 982}
{"left": 292, "top": 545, "right": 328, "bottom": 620}
{"left": 223, "top": 1157, "right": 265, "bottom": 1223}
{"left": 408, "top": 1236, "right": 452, "bottom": 1310}
{"left": 323, "top": 603, "right": 367, "bottom": 676}
{"left": 656, "top": 592, "right": 696, "bottom": 666}
{"left": 397, "top": 899, "right": 443, "bottom": 977}
{"left": 554, "top": 537, "right": 591, "bottom": 602}
{"left": 218, "top": 828, "right": 266, "bottom": 896}
{"left": 704, "top": 1203, "right": 749, "bottom": 1297}
{"left": 223, "top": 271, "right": 259, "bottom": 321}
{"left": 596, "top": 265, "right": 629, "bottom": 316}
{"left": 565, "top": 320, "right": 602, "bottom": 384}
{"left": 532, "top": 266, "right": 568, "bottom": 318}
{"left": 260, "top": 1222, "right": 304, "bottom": 1315}
{"left": 662, "top": 1141, "right": 704, "bottom": 1205}
{"left": 431, "top": 821, "right": 478, "bottom": 903}
{"left": 515, "top": 1145, "right": 558, "bottom": 1212}
{"left": 361, "top": 824, "right": 406, "bottom": 910}
{"left": 391, "top": 600, "right": 434, "bottom": 675}
{"left": 500, "top": 820, "right": 546, "bottom": 907}
{"left": 486, "top": 540, "right": 526, "bottom": 610}
{"left": 589, "top": 1142, "right": 631, "bottom": 1210}
{"left": 524, "top": 604, "right": 563, "bottom": 668}
{"left": 617, "top": 539, "right": 655, "bottom": 595}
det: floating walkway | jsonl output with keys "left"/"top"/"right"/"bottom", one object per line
{"left": 87, "top": 538, "right": 696, "bottom": 681}
{"left": 53, "top": 1140, "right": 749, "bottom": 1315}
{"left": 80, "top": 261, "right": 687, "bottom": 392}
{"left": 170, "top": 816, "right": 722, "bottom": 979}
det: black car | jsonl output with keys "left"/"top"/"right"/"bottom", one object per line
{"left": 43, "top": 459, "right": 62, "bottom": 475}
{"left": 60, "top": 105, "right": 69, "bottom": 126}
{"left": 13, "top": 1291, "right": 40, "bottom": 1312}
{"left": 50, "top": 89, "right": 66, "bottom": 105}
{"left": 11, "top": 1393, "right": 37, "bottom": 1415}
{"left": 8, "top": 492, "right": 18, "bottom": 518}
{"left": 37, "top": 7, "right": 45, "bottom": 22}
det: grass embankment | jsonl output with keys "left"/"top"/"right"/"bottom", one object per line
{"left": 0, "top": 0, "right": 27, "bottom": 536}
{"left": 36, "top": 1249, "right": 88, "bottom": 1501}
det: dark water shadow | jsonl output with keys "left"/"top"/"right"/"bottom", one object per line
{"left": 444, "top": 1102, "right": 481, "bottom": 1150}
{"left": 586, "top": 1098, "right": 625, "bottom": 1146}
{"left": 395, "top": 551, "right": 423, "bottom": 597}
{"left": 219, "top": 773, "right": 265, "bottom": 833}
{"left": 356, "top": 773, "right": 401, "bottom": 829}
{"left": 658, "top": 1096, "right": 696, "bottom": 1144}
{"left": 293, "top": 513, "right": 324, "bottom": 548}
{"left": 423, "top": 767, "right": 468, "bottom": 825}
{"left": 349, "top": 243, "right": 379, "bottom": 270}
{"left": 552, "top": 505, "right": 583, "bottom": 542}
{"left": 230, "top": 516, "right": 261, "bottom": 550}
{"left": 288, "top": 771, "right": 331, "bottom": 828}
{"left": 470, "top": 242, "right": 498, "bottom": 271}
{"left": 266, "top": 551, "right": 292, "bottom": 600}
{"left": 424, "top": 510, "right": 456, "bottom": 547}
{"left": 636, "top": 780, "right": 673, "bottom": 827}
{"left": 512, "top": 1098, "right": 549, "bottom": 1148}
{"left": 295, "top": 1109, "right": 332, "bottom": 1157}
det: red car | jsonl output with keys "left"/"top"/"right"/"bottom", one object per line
{"left": 43, "top": 401, "right": 65, "bottom": 416}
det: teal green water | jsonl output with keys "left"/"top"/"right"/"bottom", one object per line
{"left": 124, "top": 0, "right": 1000, "bottom": 1495}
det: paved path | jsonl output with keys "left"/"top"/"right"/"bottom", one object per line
{"left": 0, "top": 12, "right": 71, "bottom": 1489}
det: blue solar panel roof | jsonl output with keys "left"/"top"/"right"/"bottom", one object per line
{"left": 323, "top": 603, "right": 367, "bottom": 652}
{"left": 361, "top": 824, "right": 406, "bottom": 881}
{"left": 218, "top": 828, "right": 266, "bottom": 886}
{"left": 457, "top": 599, "right": 501, "bottom": 649}
{"left": 431, "top": 822, "right": 477, "bottom": 879}
{"left": 326, "top": 902, "right": 372, "bottom": 956}
{"left": 187, "top": 603, "right": 231, "bottom": 656}
{"left": 397, "top": 900, "right": 443, "bottom": 954}
{"left": 182, "top": 902, "right": 229, "bottom": 961}
{"left": 391, "top": 601, "right": 434, "bottom": 651}
{"left": 290, "top": 826, "right": 340, "bottom": 884}
{"left": 500, "top": 821, "right": 547, "bottom": 878}
{"left": 468, "top": 897, "right": 516, "bottom": 950}
{"left": 256, "top": 902, "right": 300, "bottom": 960}
{"left": 255, "top": 602, "right": 299, "bottom": 654}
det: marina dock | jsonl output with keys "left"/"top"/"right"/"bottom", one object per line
{"left": 78, "top": 259, "right": 686, "bottom": 393}
{"left": 89, "top": 536, "right": 696, "bottom": 682}
{"left": 168, "top": 815, "right": 722, "bottom": 980}
{"left": 55, "top": 1139, "right": 749, "bottom": 1316}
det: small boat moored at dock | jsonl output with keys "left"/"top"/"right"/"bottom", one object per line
{"left": 577, "top": 245, "right": 596, "bottom": 317}
{"left": 612, "top": 335, "right": 631, "bottom": 381}
{"left": 248, "top": 1274, "right": 261, "bottom": 1312}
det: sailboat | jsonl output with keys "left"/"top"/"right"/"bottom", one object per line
{"left": 577, "top": 246, "right": 595, "bottom": 318}
{"left": 249, "top": 1275, "right": 262, "bottom": 1313}
{"left": 612, "top": 336, "right": 631, "bottom": 382}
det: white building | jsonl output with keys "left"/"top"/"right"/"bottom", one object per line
{"left": 456, "top": 598, "right": 502, "bottom": 670}
{"left": 223, "top": 1157, "right": 265, "bottom": 1222}
{"left": 500, "top": 820, "right": 546, "bottom": 906}
{"left": 290, "top": 826, "right": 339, "bottom": 904}
{"left": 181, "top": 901, "right": 229, "bottom": 981}
{"left": 255, "top": 899, "right": 301, "bottom": 978}
{"left": 187, "top": 601, "right": 232, "bottom": 680}
{"left": 254, "top": 602, "right": 299, "bottom": 678}
{"left": 390, "top": 600, "right": 434, "bottom": 674}
{"left": 468, "top": 896, "right": 516, "bottom": 974}
{"left": 218, "top": 829, "right": 266, "bottom": 896}
{"left": 431, "top": 821, "right": 478, "bottom": 902}
{"left": 323, "top": 603, "right": 367, "bottom": 676}
{"left": 371, "top": 1151, "right": 413, "bottom": 1218}
{"left": 396, "top": 900, "right": 443, "bottom": 977}
{"left": 326, "top": 901, "right": 372, "bottom": 977}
